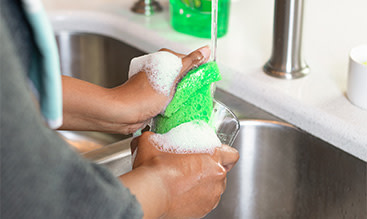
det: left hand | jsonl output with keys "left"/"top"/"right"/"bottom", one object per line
{"left": 101, "top": 46, "right": 211, "bottom": 134}
{"left": 60, "top": 46, "right": 210, "bottom": 134}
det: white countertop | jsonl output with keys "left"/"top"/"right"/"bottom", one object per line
{"left": 44, "top": 0, "right": 367, "bottom": 162}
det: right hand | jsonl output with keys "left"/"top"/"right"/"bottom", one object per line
{"left": 120, "top": 131, "right": 239, "bottom": 219}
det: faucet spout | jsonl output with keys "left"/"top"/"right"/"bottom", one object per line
{"left": 264, "top": 0, "right": 309, "bottom": 79}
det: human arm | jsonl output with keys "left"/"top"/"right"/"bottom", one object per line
{"left": 1, "top": 23, "right": 143, "bottom": 217}
{"left": 120, "top": 131, "right": 239, "bottom": 218}
{"left": 59, "top": 46, "right": 211, "bottom": 135}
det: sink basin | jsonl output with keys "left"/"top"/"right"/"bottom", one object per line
{"left": 205, "top": 119, "right": 366, "bottom": 219}
{"left": 207, "top": 90, "right": 366, "bottom": 218}
{"left": 55, "top": 31, "right": 366, "bottom": 218}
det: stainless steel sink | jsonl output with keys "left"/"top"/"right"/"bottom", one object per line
{"left": 208, "top": 90, "right": 366, "bottom": 218}
{"left": 205, "top": 121, "right": 366, "bottom": 218}
{"left": 56, "top": 32, "right": 367, "bottom": 218}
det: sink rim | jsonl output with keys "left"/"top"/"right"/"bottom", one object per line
{"left": 83, "top": 118, "right": 304, "bottom": 165}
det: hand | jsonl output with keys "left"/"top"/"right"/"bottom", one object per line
{"left": 108, "top": 46, "right": 211, "bottom": 134}
{"left": 120, "top": 131, "right": 239, "bottom": 219}
{"left": 60, "top": 46, "right": 211, "bottom": 135}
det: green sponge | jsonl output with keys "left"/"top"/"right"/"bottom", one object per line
{"left": 153, "top": 61, "right": 221, "bottom": 134}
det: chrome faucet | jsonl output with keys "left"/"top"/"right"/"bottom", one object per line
{"left": 263, "top": 0, "right": 309, "bottom": 79}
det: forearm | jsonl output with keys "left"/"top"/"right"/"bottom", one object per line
{"left": 59, "top": 76, "right": 127, "bottom": 132}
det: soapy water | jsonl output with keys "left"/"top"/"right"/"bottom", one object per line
{"left": 149, "top": 120, "right": 221, "bottom": 154}
{"left": 128, "top": 51, "right": 182, "bottom": 96}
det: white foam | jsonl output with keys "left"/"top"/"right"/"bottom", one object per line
{"left": 149, "top": 120, "right": 221, "bottom": 154}
{"left": 128, "top": 51, "right": 183, "bottom": 96}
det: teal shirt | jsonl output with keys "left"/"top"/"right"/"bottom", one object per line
{"left": 0, "top": 1, "right": 143, "bottom": 218}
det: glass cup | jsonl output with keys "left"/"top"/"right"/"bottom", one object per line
{"left": 209, "top": 99, "right": 240, "bottom": 146}
{"left": 150, "top": 99, "right": 240, "bottom": 146}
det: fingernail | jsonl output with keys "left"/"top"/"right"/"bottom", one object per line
{"left": 199, "top": 46, "right": 211, "bottom": 61}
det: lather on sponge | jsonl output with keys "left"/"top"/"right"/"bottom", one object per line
{"left": 153, "top": 61, "right": 221, "bottom": 134}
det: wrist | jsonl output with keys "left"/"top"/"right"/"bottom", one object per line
{"left": 110, "top": 72, "right": 170, "bottom": 123}
{"left": 61, "top": 76, "right": 129, "bottom": 132}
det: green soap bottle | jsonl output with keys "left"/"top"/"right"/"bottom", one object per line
{"left": 152, "top": 61, "right": 221, "bottom": 134}
{"left": 169, "top": 0, "right": 231, "bottom": 38}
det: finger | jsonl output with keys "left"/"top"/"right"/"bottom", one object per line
{"left": 180, "top": 45, "right": 211, "bottom": 78}
{"left": 160, "top": 46, "right": 211, "bottom": 99}
{"left": 132, "top": 131, "right": 164, "bottom": 167}
{"left": 167, "top": 46, "right": 211, "bottom": 98}
{"left": 212, "top": 145, "right": 239, "bottom": 172}
{"left": 159, "top": 48, "right": 185, "bottom": 58}
{"left": 159, "top": 47, "right": 211, "bottom": 69}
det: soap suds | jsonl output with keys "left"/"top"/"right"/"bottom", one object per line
{"left": 149, "top": 120, "right": 221, "bottom": 154}
{"left": 128, "top": 51, "right": 182, "bottom": 96}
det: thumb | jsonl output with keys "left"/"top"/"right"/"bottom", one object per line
{"left": 131, "top": 131, "right": 163, "bottom": 168}
{"left": 212, "top": 145, "right": 240, "bottom": 172}
{"left": 169, "top": 46, "right": 211, "bottom": 98}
